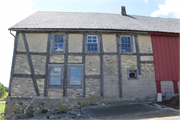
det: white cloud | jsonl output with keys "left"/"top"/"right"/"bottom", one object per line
{"left": 151, "top": 0, "right": 180, "bottom": 18}
{"left": 0, "top": 0, "right": 36, "bottom": 87}
{"left": 144, "top": 0, "right": 148, "bottom": 3}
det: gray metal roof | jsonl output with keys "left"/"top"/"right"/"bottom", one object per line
{"left": 9, "top": 11, "right": 180, "bottom": 33}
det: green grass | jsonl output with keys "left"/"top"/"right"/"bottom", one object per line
{"left": 0, "top": 93, "right": 8, "bottom": 101}
{"left": 0, "top": 103, "right": 5, "bottom": 120}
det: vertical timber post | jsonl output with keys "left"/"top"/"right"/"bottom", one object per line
{"left": 99, "top": 34, "right": 104, "bottom": 97}
{"left": 82, "top": 34, "right": 86, "bottom": 97}
{"left": 116, "top": 35, "right": 123, "bottom": 97}
{"left": 22, "top": 33, "right": 40, "bottom": 96}
{"left": 44, "top": 33, "right": 51, "bottom": 96}
{"left": 8, "top": 32, "right": 19, "bottom": 96}
{"left": 63, "top": 33, "right": 68, "bottom": 96}
{"left": 134, "top": 35, "right": 141, "bottom": 75}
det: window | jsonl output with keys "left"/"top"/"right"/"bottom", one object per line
{"left": 87, "top": 35, "right": 98, "bottom": 52}
{"left": 120, "top": 36, "right": 133, "bottom": 53}
{"left": 128, "top": 69, "right": 138, "bottom": 79}
{"left": 68, "top": 65, "right": 84, "bottom": 88}
{"left": 48, "top": 64, "right": 64, "bottom": 88}
{"left": 53, "top": 35, "right": 64, "bottom": 51}
{"left": 50, "top": 34, "right": 66, "bottom": 54}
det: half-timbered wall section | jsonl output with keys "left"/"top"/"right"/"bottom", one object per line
{"left": 8, "top": 31, "right": 180, "bottom": 118}
{"left": 9, "top": 32, "right": 158, "bottom": 100}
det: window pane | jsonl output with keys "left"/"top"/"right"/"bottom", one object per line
{"left": 54, "top": 35, "right": 63, "bottom": 43}
{"left": 88, "top": 36, "right": 92, "bottom": 40}
{"left": 71, "top": 67, "right": 81, "bottom": 71}
{"left": 53, "top": 44, "right": 58, "bottom": 48}
{"left": 122, "top": 48, "right": 127, "bottom": 51}
{"left": 50, "top": 76, "right": 61, "bottom": 85}
{"left": 70, "top": 76, "right": 81, "bottom": 81}
{"left": 70, "top": 80, "right": 81, "bottom": 85}
{"left": 70, "top": 67, "right": 82, "bottom": 85}
{"left": 88, "top": 40, "right": 92, "bottom": 43}
{"left": 93, "top": 40, "right": 97, "bottom": 43}
{"left": 93, "top": 36, "right": 97, "bottom": 40}
{"left": 53, "top": 44, "right": 63, "bottom": 51}
{"left": 50, "top": 71, "right": 61, "bottom": 76}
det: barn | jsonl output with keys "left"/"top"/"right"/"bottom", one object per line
{"left": 5, "top": 7, "right": 180, "bottom": 118}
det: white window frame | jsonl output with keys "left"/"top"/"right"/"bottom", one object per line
{"left": 127, "top": 69, "right": 139, "bottom": 79}
{"left": 85, "top": 35, "right": 100, "bottom": 53}
{"left": 50, "top": 34, "right": 66, "bottom": 54}
{"left": 119, "top": 35, "right": 134, "bottom": 54}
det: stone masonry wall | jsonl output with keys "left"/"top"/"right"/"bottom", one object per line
{"left": 31, "top": 55, "right": 46, "bottom": 75}
{"left": 14, "top": 54, "right": 31, "bottom": 74}
{"left": 138, "top": 35, "right": 153, "bottom": 53}
{"left": 86, "top": 79, "right": 101, "bottom": 97}
{"left": 50, "top": 55, "right": 64, "bottom": 63}
{"left": 17, "top": 33, "right": 26, "bottom": 52}
{"left": 68, "top": 56, "right": 82, "bottom": 63}
{"left": 102, "top": 34, "right": 117, "bottom": 52}
{"left": 103, "top": 55, "right": 119, "bottom": 97}
{"left": 85, "top": 56, "right": 100, "bottom": 75}
{"left": 140, "top": 56, "right": 154, "bottom": 61}
{"left": 37, "top": 79, "right": 44, "bottom": 96}
{"left": 67, "top": 89, "right": 83, "bottom": 99}
{"left": 69, "top": 34, "right": 82, "bottom": 52}
{"left": 26, "top": 33, "right": 48, "bottom": 52}
{"left": 11, "top": 77, "right": 36, "bottom": 97}
{"left": 48, "top": 89, "right": 63, "bottom": 98}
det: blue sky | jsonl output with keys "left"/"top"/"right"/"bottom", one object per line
{"left": 0, "top": 0, "right": 179, "bottom": 87}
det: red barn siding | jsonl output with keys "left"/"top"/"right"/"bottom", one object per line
{"left": 149, "top": 33, "right": 179, "bottom": 93}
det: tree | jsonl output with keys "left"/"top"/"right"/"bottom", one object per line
{"left": 0, "top": 82, "right": 6, "bottom": 99}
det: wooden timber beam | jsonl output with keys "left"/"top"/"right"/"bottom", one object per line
{"left": 44, "top": 33, "right": 51, "bottom": 96}
{"left": 134, "top": 35, "right": 141, "bottom": 75}
{"left": 63, "top": 34, "right": 69, "bottom": 96}
{"left": 99, "top": 34, "right": 104, "bottom": 97}
{"left": 8, "top": 33, "right": 19, "bottom": 96}
{"left": 82, "top": 34, "right": 86, "bottom": 97}
{"left": 22, "top": 33, "right": 40, "bottom": 96}
{"left": 116, "top": 35, "right": 123, "bottom": 97}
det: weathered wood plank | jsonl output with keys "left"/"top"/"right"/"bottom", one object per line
{"left": 68, "top": 53, "right": 82, "bottom": 55}
{"left": 140, "top": 53, "right": 153, "bottom": 56}
{"left": 134, "top": 35, "right": 141, "bottom": 75}
{"left": 44, "top": 33, "right": 51, "bottom": 96}
{"left": 8, "top": 33, "right": 19, "bottom": 96}
{"left": 22, "top": 33, "right": 40, "bottom": 96}
{"left": 116, "top": 35, "right": 123, "bottom": 97}
{"left": 16, "top": 52, "right": 47, "bottom": 55}
{"left": 140, "top": 61, "right": 154, "bottom": 64}
{"left": 63, "top": 34, "right": 68, "bottom": 96}
{"left": 99, "top": 34, "right": 104, "bottom": 97}
{"left": 103, "top": 52, "right": 117, "bottom": 55}
{"left": 13, "top": 74, "right": 45, "bottom": 79}
{"left": 82, "top": 34, "right": 86, "bottom": 97}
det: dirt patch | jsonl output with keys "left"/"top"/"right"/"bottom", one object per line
{"left": 156, "top": 95, "right": 179, "bottom": 110}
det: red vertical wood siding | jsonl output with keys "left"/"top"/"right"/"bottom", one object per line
{"left": 149, "top": 33, "right": 179, "bottom": 93}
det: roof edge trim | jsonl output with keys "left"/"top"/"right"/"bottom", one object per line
{"left": 148, "top": 32, "right": 179, "bottom": 37}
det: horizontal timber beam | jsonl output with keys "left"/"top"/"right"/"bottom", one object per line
{"left": 13, "top": 74, "right": 45, "bottom": 79}
{"left": 85, "top": 75, "right": 101, "bottom": 79}
{"left": 17, "top": 52, "right": 47, "bottom": 55}
{"left": 140, "top": 61, "right": 154, "bottom": 64}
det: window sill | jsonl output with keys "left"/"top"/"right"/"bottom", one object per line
{"left": 128, "top": 78, "right": 138, "bottom": 80}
